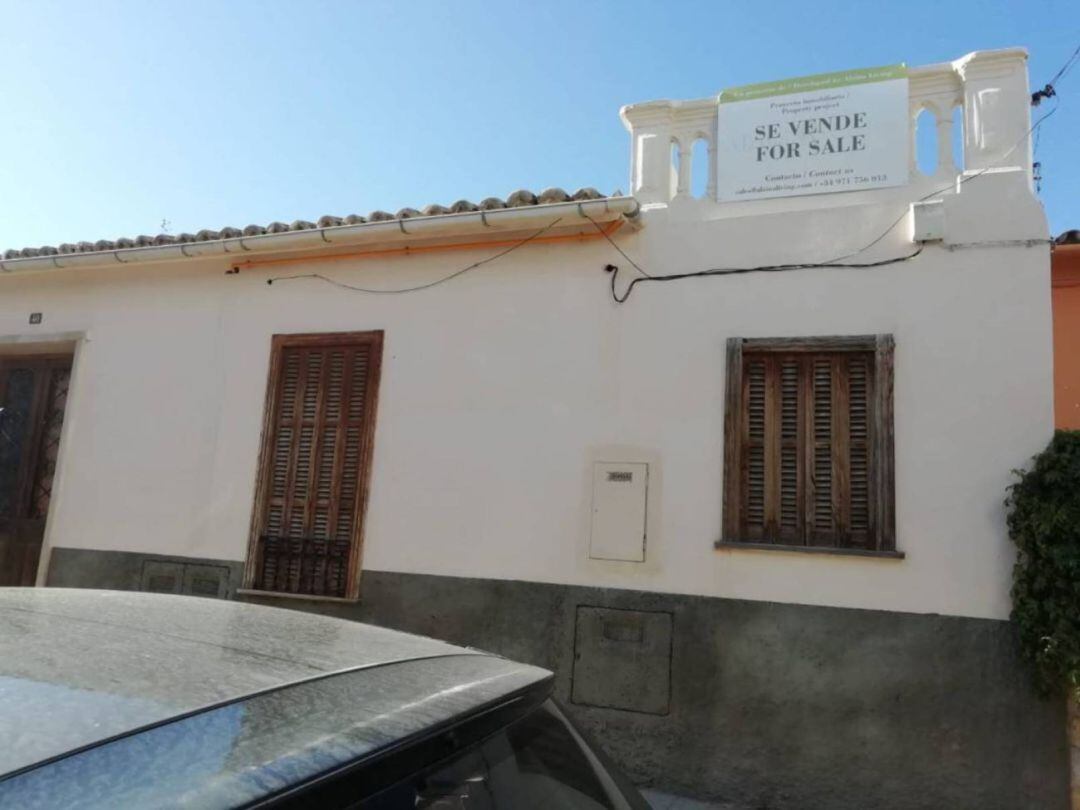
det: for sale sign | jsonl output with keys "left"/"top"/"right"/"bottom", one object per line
{"left": 715, "top": 65, "right": 909, "bottom": 201}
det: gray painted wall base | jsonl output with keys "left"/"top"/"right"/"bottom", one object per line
{"left": 46, "top": 547, "right": 244, "bottom": 597}
{"left": 642, "top": 788, "right": 734, "bottom": 810}
{"left": 47, "top": 548, "right": 1069, "bottom": 810}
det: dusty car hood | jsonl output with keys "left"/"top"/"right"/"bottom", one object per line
{"left": 0, "top": 588, "right": 475, "bottom": 775}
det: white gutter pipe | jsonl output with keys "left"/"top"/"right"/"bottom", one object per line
{"left": 0, "top": 197, "right": 641, "bottom": 275}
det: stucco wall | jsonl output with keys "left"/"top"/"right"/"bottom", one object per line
{"left": 1, "top": 191, "right": 1052, "bottom": 620}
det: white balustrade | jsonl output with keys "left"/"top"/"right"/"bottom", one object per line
{"left": 620, "top": 48, "right": 1033, "bottom": 206}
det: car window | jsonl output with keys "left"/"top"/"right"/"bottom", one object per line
{"left": 0, "top": 655, "right": 552, "bottom": 810}
{"left": 361, "top": 701, "right": 628, "bottom": 810}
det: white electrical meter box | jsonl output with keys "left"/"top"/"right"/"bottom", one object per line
{"left": 589, "top": 462, "right": 648, "bottom": 562}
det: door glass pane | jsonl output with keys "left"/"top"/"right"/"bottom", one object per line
{"left": 30, "top": 368, "right": 71, "bottom": 519}
{"left": 0, "top": 369, "right": 36, "bottom": 518}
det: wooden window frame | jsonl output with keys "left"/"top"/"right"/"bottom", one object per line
{"left": 718, "top": 335, "right": 899, "bottom": 558}
{"left": 241, "top": 331, "right": 383, "bottom": 602}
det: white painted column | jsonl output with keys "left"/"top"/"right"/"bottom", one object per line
{"left": 675, "top": 137, "right": 691, "bottom": 199}
{"left": 621, "top": 102, "right": 675, "bottom": 205}
{"left": 954, "top": 49, "right": 1032, "bottom": 180}
{"left": 934, "top": 103, "right": 956, "bottom": 177}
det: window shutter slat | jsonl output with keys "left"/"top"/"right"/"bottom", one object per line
{"left": 302, "top": 349, "right": 331, "bottom": 535}
{"left": 347, "top": 346, "right": 370, "bottom": 421}
{"left": 743, "top": 359, "right": 767, "bottom": 539}
{"left": 279, "top": 350, "right": 299, "bottom": 422}
{"left": 279, "top": 349, "right": 311, "bottom": 551}
{"left": 747, "top": 360, "right": 766, "bottom": 441}
{"left": 875, "top": 335, "right": 896, "bottom": 551}
{"left": 325, "top": 349, "right": 345, "bottom": 421}
{"left": 848, "top": 355, "right": 870, "bottom": 536}
{"left": 810, "top": 357, "right": 834, "bottom": 543}
{"left": 778, "top": 358, "right": 801, "bottom": 541}
{"left": 324, "top": 347, "right": 353, "bottom": 574}
{"left": 764, "top": 356, "right": 781, "bottom": 539}
{"left": 833, "top": 358, "right": 852, "bottom": 545}
{"left": 722, "top": 339, "right": 744, "bottom": 540}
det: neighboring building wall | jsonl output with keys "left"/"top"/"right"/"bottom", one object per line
{"left": 1053, "top": 244, "right": 1080, "bottom": 429}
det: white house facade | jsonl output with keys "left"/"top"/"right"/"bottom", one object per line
{"left": 0, "top": 49, "right": 1067, "bottom": 808}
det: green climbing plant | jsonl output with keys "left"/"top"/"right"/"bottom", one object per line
{"left": 1006, "top": 430, "right": 1080, "bottom": 697}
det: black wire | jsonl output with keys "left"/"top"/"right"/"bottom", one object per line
{"left": 1032, "top": 42, "right": 1080, "bottom": 105}
{"left": 1033, "top": 42, "right": 1078, "bottom": 184}
{"left": 582, "top": 213, "right": 656, "bottom": 278}
{"left": 1048, "top": 42, "right": 1080, "bottom": 88}
{"left": 598, "top": 100, "right": 1061, "bottom": 304}
{"left": 266, "top": 217, "right": 563, "bottom": 294}
{"left": 607, "top": 247, "right": 924, "bottom": 303}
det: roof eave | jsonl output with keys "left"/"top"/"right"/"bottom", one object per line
{"left": 0, "top": 196, "right": 641, "bottom": 275}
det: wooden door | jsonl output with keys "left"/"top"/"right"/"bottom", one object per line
{"left": 246, "top": 332, "right": 382, "bottom": 600}
{"left": 0, "top": 356, "right": 72, "bottom": 586}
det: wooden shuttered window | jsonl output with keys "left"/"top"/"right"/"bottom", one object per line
{"left": 722, "top": 336, "right": 896, "bottom": 554}
{"left": 244, "top": 332, "right": 383, "bottom": 600}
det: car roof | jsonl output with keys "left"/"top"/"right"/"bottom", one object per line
{"left": 0, "top": 588, "right": 550, "bottom": 784}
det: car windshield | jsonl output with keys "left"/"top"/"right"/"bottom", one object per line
{"left": 0, "top": 654, "right": 550, "bottom": 809}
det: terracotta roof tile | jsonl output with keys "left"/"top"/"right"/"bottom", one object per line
{"left": 1, "top": 187, "right": 609, "bottom": 261}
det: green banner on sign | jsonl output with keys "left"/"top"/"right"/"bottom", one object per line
{"left": 720, "top": 64, "right": 907, "bottom": 104}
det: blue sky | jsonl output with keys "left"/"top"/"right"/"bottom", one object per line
{"left": 0, "top": 0, "right": 1076, "bottom": 249}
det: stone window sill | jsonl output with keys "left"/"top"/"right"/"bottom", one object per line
{"left": 714, "top": 541, "right": 905, "bottom": 560}
{"left": 236, "top": 588, "right": 360, "bottom": 604}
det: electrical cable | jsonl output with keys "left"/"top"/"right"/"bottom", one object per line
{"left": 266, "top": 217, "right": 563, "bottom": 293}
{"left": 582, "top": 215, "right": 655, "bottom": 280}
{"left": 1032, "top": 41, "right": 1080, "bottom": 104}
{"left": 1049, "top": 42, "right": 1080, "bottom": 86}
{"left": 604, "top": 246, "right": 924, "bottom": 304}
{"left": 1032, "top": 41, "right": 1078, "bottom": 192}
